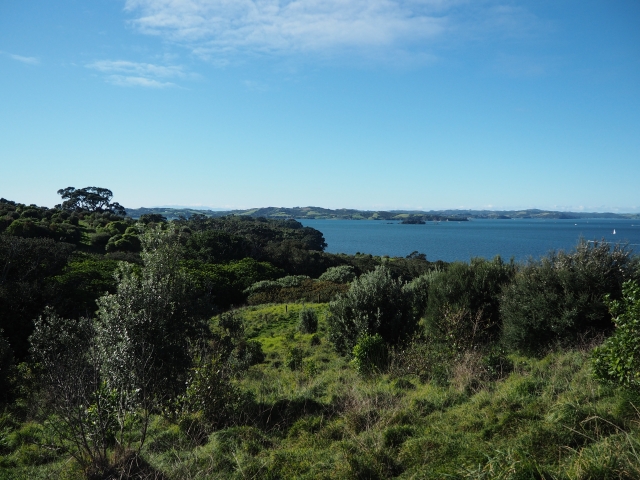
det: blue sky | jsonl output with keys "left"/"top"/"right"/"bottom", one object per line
{"left": 1, "top": 0, "right": 639, "bottom": 212}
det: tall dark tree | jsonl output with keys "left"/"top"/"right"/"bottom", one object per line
{"left": 56, "top": 187, "right": 126, "bottom": 216}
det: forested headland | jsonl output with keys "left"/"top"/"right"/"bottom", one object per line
{"left": 1, "top": 187, "right": 640, "bottom": 479}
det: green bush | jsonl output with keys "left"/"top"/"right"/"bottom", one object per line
{"left": 187, "top": 258, "right": 284, "bottom": 309}
{"left": 298, "top": 307, "right": 318, "bottom": 334}
{"left": 89, "top": 231, "right": 111, "bottom": 249}
{"left": 105, "top": 232, "right": 141, "bottom": 252}
{"left": 352, "top": 334, "right": 388, "bottom": 375}
{"left": 327, "top": 266, "right": 415, "bottom": 353}
{"left": 229, "top": 339, "right": 265, "bottom": 371}
{"left": 424, "top": 256, "right": 514, "bottom": 348}
{"left": 285, "top": 346, "right": 304, "bottom": 371}
{"left": 501, "top": 241, "right": 632, "bottom": 353}
{"left": 181, "top": 355, "right": 250, "bottom": 433}
{"left": 318, "top": 265, "right": 356, "bottom": 283}
{"left": 103, "top": 221, "right": 128, "bottom": 236}
{"left": 593, "top": 280, "right": 640, "bottom": 391}
{"left": 403, "top": 269, "right": 441, "bottom": 320}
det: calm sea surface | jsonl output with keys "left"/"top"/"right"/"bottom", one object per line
{"left": 299, "top": 218, "right": 640, "bottom": 263}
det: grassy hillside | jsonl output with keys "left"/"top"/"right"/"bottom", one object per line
{"left": 3, "top": 303, "right": 639, "bottom": 479}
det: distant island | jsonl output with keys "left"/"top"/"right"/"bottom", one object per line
{"left": 126, "top": 206, "right": 640, "bottom": 221}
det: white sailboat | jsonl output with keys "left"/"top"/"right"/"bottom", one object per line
{"left": 613, "top": 229, "right": 616, "bottom": 234}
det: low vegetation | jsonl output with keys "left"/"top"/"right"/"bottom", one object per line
{"left": 1, "top": 188, "right": 639, "bottom": 479}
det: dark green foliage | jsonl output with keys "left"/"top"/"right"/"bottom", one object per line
{"left": 501, "top": 241, "right": 632, "bottom": 353}
{"left": 246, "top": 278, "right": 348, "bottom": 305}
{"left": 593, "top": 280, "right": 640, "bottom": 391}
{"left": 89, "top": 231, "right": 111, "bottom": 249}
{"left": 0, "top": 198, "right": 128, "bottom": 253}
{"left": 56, "top": 186, "right": 126, "bottom": 216}
{"left": 186, "top": 257, "right": 284, "bottom": 308}
{"left": 286, "top": 346, "right": 304, "bottom": 371}
{"left": 101, "top": 221, "right": 128, "bottom": 236}
{"left": 47, "top": 254, "right": 119, "bottom": 318}
{"left": 180, "top": 354, "right": 249, "bottom": 433}
{"left": 403, "top": 269, "right": 440, "bottom": 322}
{"left": 177, "top": 214, "right": 338, "bottom": 277}
{"left": 0, "top": 235, "right": 74, "bottom": 360}
{"left": 0, "top": 331, "right": 15, "bottom": 406}
{"left": 352, "top": 334, "right": 388, "bottom": 375}
{"left": 105, "top": 232, "right": 142, "bottom": 252}
{"left": 4, "top": 218, "right": 82, "bottom": 243}
{"left": 328, "top": 266, "right": 416, "bottom": 353}
{"left": 184, "top": 229, "right": 251, "bottom": 263}
{"left": 299, "top": 307, "right": 318, "bottom": 334}
{"left": 211, "top": 312, "right": 264, "bottom": 374}
{"left": 138, "top": 213, "right": 167, "bottom": 224}
{"left": 341, "top": 251, "right": 443, "bottom": 281}
{"left": 424, "top": 256, "right": 515, "bottom": 348}
{"left": 180, "top": 214, "right": 326, "bottom": 252}
{"left": 261, "top": 241, "right": 338, "bottom": 277}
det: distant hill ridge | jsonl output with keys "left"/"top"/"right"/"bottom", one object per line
{"left": 126, "top": 206, "right": 640, "bottom": 221}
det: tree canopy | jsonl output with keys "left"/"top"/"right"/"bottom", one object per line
{"left": 56, "top": 187, "right": 126, "bottom": 216}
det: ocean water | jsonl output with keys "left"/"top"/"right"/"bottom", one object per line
{"left": 299, "top": 218, "right": 640, "bottom": 263}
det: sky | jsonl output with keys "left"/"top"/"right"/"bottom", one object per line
{"left": 1, "top": 0, "right": 639, "bottom": 212}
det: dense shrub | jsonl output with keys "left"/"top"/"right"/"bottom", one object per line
{"left": 184, "top": 229, "right": 251, "bottom": 263}
{"left": 319, "top": 265, "right": 356, "bottom": 283}
{"left": 403, "top": 269, "right": 441, "bottom": 321}
{"left": 211, "top": 312, "right": 265, "bottom": 374}
{"left": 180, "top": 354, "right": 249, "bottom": 433}
{"left": 501, "top": 241, "right": 632, "bottom": 353}
{"left": 327, "top": 266, "right": 415, "bottom": 353}
{"left": 89, "top": 231, "right": 111, "bottom": 249}
{"left": 47, "top": 255, "right": 120, "bottom": 319}
{"left": 299, "top": 307, "right": 318, "bottom": 334}
{"left": 246, "top": 278, "right": 348, "bottom": 305}
{"left": 187, "top": 258, "right": 284, "bottom": 308}
{"left": 352, "top": 334, "right": 388, "bottom": 375}
{"left": 593, "top": 280, "right": 640, "bottom": 391}
{"left": 285, "top": 346, "right": 304, "bottom": 371}
{"left": 0, "top": 236, "right": 74, "bottom": 360}
{"left": 105, "top": 233, "right": 141, "bottom": 252}
{"left": 423, "top": 256, "right": 514, "bottom": 347}
{"left": 244, "top": 275, "right": 309, "bottom": 296}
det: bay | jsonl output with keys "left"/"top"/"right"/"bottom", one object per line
{"left": 299, "top": 218, "right": 640, "bottom": 263}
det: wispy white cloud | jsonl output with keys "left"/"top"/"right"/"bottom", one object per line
{"left": 122, "top": 0, "right": 543, "bottom": 61}
{"left": 86, "top": 59, "right": 190, "bottom": 87}
{"left": 108, "top": 75, "right": 176, "bottom": 88}
{"left": 123, "top": 0, "right": 450, "bottom": 56}
{"left": 1, "top": 51, "right": 40, "bottom": 65}
{"left": 87, "top": 60, "right": 186, "bottom": 77}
